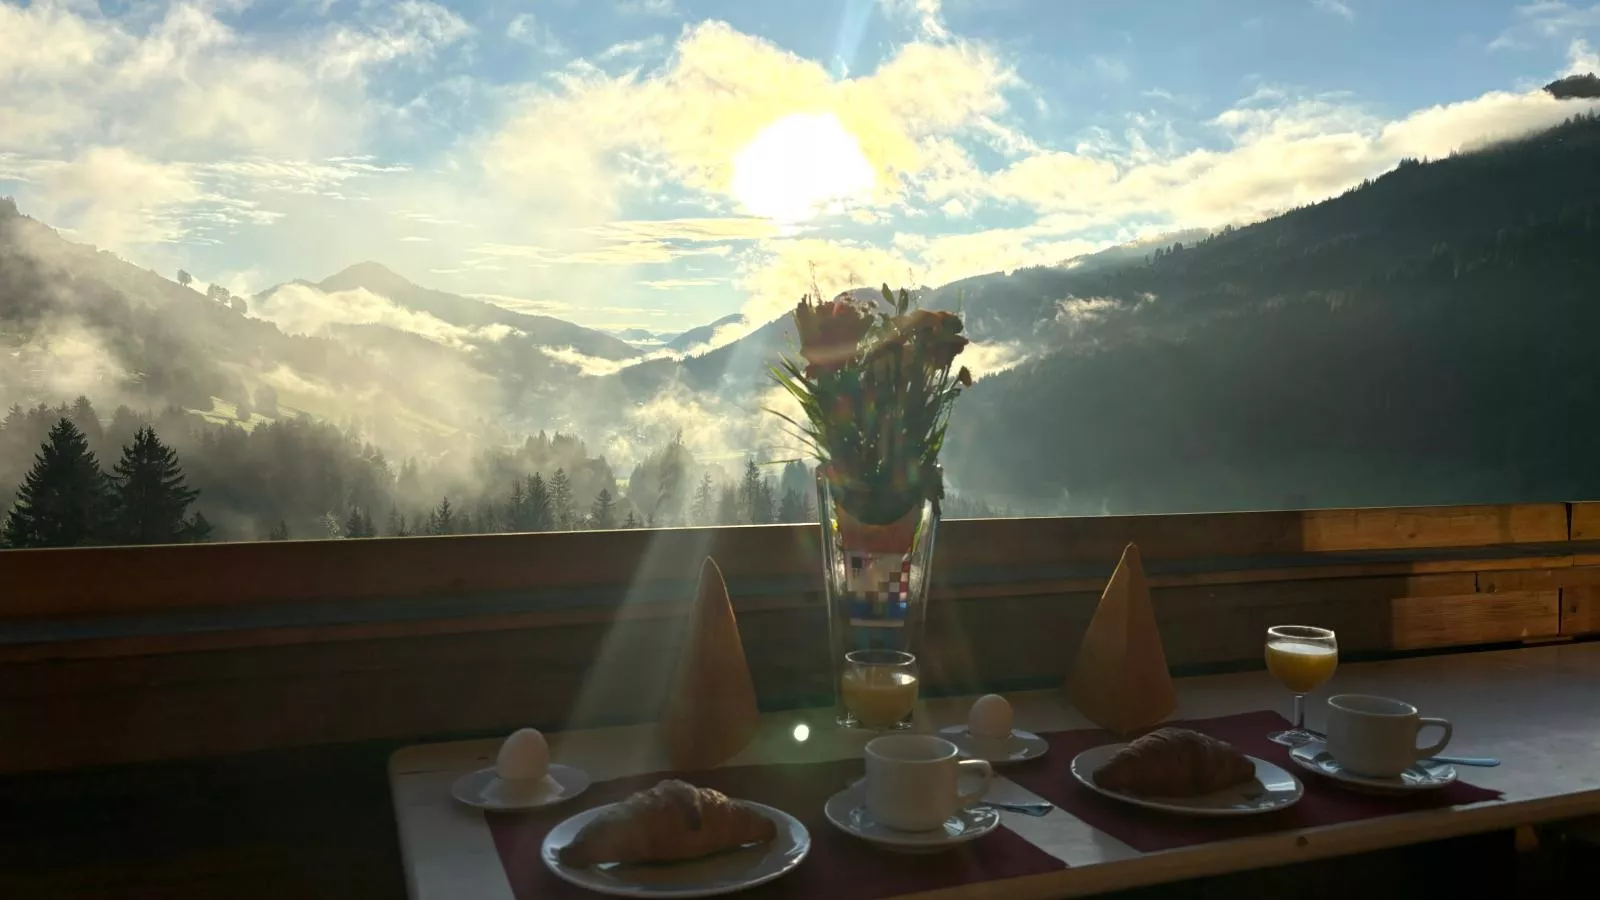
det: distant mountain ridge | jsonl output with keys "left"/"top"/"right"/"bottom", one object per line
{"left": 304, "top": 262, "right": 641, "bottom": 361}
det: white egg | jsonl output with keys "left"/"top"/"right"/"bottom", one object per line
{"left": 495, "top": 728, "right": 550, "bottom": 782}
{"left": 968, "top": 694, "right": 1014, "bottom": 739}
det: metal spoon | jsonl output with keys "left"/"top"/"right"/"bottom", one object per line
{"left": 981, "top": 800, "right": 1054, "bottom": 817}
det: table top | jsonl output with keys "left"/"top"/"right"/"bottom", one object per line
{"left": 389, "top": 643, "right": 1600, "bottom": 900}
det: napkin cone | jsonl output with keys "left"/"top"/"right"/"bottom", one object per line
{"left": 1065, "top": 543, "right": 1176, "bottom": 736}
{"left": 658, "top": 557, "right": 761, "bottom": 770}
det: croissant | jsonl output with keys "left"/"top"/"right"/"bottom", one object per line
{"left": 557, "top": 780, "right": 777, "bottom": 867}
{"left": 1093, "top": 728, "right": 1256, "bottom": 797}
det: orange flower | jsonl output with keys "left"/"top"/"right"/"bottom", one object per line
{"left": 795, "top": 294, "right": 873, "bottom": 377}
{"left": 895, "top": 309, "right": 969, "bottom": 369}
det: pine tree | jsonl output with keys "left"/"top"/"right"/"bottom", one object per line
{"left": 108, "top": 426, "right": 200, "bottom": 545}
{"left": 550, "top": 468, "right": 573, "bottom": 531}
{"left": 778, "top": 486, "right": 804, "bottom": 523}
{"left": 428, "top": 497, "right": 455, "bottom": 535}
{"left": 387, "top": 507, "right": 409, "bottom": 537}
{"left": 622, "top": 509, "right": 640, "bottom": 528}
{"left": 739, "top": 459, "right": 772, "bottom": 525}
{"left": 345, "top": 507, "right": 369, "bottom": 538}
{"left": 590, "top": 488, "right": 616, "bottom": 529}
{"left": 268, "top": 520, "right": 290, "bottom": 541}
{"left": 507, "top": 477, "right": 528, "bottom": 531}
{"left": 3, "top": 419, "right": 112, "bottom": 548}
{"left": 692, "top": 473, "right": 715, "bottom": 525}
{"left": 716, "top": 485, "right": 739, "bottom": 525}
{"left": 458, "top": 510, "right": 474, "bottom": 534}
{"left": 526, "top": 473, "right": 553, "bottom": 531}
{"left": 755, "top": 476, "right": 775, "bottom": 525}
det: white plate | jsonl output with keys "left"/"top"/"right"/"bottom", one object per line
{"left": 1289, "top": 742, "right": 1459, "bottom": 795}
{"left": 938, "top": 725, "right": 1049, "bottom": 765}
{"left": 541, "top": 801, "right": 809, "bottom": 898}
{"left": 823, "top": 784, "right": 1001, "bottom": 854}
{"left": 451, "top": 763, "right": 590, "bottom": 811}
{"left": 1070, "top": 743, "right": 1303, "bottom": 817}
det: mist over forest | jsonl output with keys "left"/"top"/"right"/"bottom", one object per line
{"left": 5, "top": 110, "right": 1600, "bottom": 546}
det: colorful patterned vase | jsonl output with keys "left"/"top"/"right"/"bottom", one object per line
{"left": 817, "top": 473, "right": 941, "bottom": 729}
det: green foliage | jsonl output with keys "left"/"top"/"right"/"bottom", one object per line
{"left": 590, "top": 488, "right": 616, "bottom": 530}
{"left": 549, "top": 468, "right": 573, "bottom": 531}
{"left": 109, "top": 426, "right": 200, "bottom": 545}
{"left": 2, "top": 419, "right": 112, "bottom": 547}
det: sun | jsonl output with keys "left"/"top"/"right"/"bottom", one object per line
{"left": 731, "top": 112, "right": 876, "bottom": 222}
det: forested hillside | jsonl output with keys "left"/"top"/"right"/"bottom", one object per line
{"left": 944, "top": 112, "right": 1600, "bottom": 513}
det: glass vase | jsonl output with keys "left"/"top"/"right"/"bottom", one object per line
{"left": 817, "top": 473, "right": 941, "bottom": 730}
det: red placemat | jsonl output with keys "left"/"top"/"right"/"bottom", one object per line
{"left": 485, "top": 757, "right": 1065, "bottom": 900}
{"left": 1004, "top": 710, "right": 1503, "bottom": 854}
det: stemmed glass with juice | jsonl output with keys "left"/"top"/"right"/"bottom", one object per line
{"left": 1264, "top": 625, "right": 1339, "bottom": 746}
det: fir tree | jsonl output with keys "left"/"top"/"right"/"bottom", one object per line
{"left": 345, "top": 507, "right": 370, "bottom": 538}
{"left": 716, "top": 485, "right": 739, "bottom": 525}
{"left": 778, "top": 486, "right": 804, "bottom": 523}
{"left": 458, "top": 510, "right": 474, "bottom": 535}
{"left": 590, "top": 488, "right": 616, "bottom": 529}
{"left": 267, "top": 520, "right": 290, "bottom": 541}
{"left": 507, "top": 477, "right": 528, "bottom": 531}
{"left": 2, "top": 419, "right": 112, "bottom": 548}
{"left": 622, "top": 509, "right": 640, "bottom": 528}
{"left": 387, "top": 507, "right": 409, "bottom": 537}
{"left": 550, "top": 467, "right": 573, "bottom": 530}
{"left": 692, "top": 473, "right": 715, "bottom": 525}
{"left": 108, "top": 426, "right": 200, "bottom": 545}
{"left": 739, "top": 459, "right": 774, "bottom": 525}
{"left": 428, "top": 497, "right": 455, "bottom": 535}
{"left": 525, "top": 473, "right": 553, "bottom": 531}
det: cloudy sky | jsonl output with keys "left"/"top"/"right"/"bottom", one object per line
{"left": 2, "top": 0, "right": 1597, "bottom": 333}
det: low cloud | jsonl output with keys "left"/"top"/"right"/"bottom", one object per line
{"left": 252, "top": 283, "right": 516, "bottom": 350}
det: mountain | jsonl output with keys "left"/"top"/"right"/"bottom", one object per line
{"left": 941, "top": 110, "right": 1600, "bottom": 515}
{"left": 310, "top": 262, "right": 641, "bottom": 361}
{"left": 665, "top": 313, "right": 746, "bottom": 352}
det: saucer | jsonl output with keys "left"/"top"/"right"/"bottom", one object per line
{"left": 452, "top": 763, "right": 590, "bottom": 811}
{"left": 938, "top": 725, "right": 1049, "bottom": 765}
{"left": 823, "top": 785, "right": 1001, "bottom": 854}
{"left": 1289, "top": 743, "right": 1458, "bottom": 795}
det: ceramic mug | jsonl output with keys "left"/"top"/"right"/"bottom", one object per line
{"left": 864, "top": 734, "right": 994, "bottom": 831}
{"left": 1325, "top": 694, "right": 1453, "bottom": 778}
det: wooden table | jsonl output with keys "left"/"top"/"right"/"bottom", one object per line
{"left": 389, "top": 643, "right": 1600, "bottom": 899}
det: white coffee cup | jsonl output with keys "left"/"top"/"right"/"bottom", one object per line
{"left": 1325, "top": 694, "right": 1453, "bottom": 778}
{"left": 864, "top": 734, "right": 994, "bottom": 832}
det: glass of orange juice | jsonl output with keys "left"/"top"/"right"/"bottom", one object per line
{"left": 1264, "top": 625, "right": 1338, "bottom": 746}
{"left": 840, "top": 649, "right": 918, "bottom": 731}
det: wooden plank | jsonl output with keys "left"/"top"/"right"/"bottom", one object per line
{"left": 1563, "top": 586, "right": 1600, "bottom": 636}
{"left": 1481, "top": 566, "right": 1600, "bottom": 593}
{"left": 0, "top": 503, "right": 1573, "bottom": 621}
{"left": 1571, "top": 502, "right": 1600, "bottom": 540}
{"left": 1390, "top": 591, "right": 1561, "bottom": 650}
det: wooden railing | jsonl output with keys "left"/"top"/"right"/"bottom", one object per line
{"left": 2, "top": 502, "right": 1597, "bottom": 773}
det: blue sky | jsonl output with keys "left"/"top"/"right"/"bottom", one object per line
{"left": 2, "top": 0, "right": 1597, "bottom": 336}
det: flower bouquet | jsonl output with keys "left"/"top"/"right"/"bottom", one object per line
{"left": 770, "top": 285, "right": 972, "bottom": 727}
